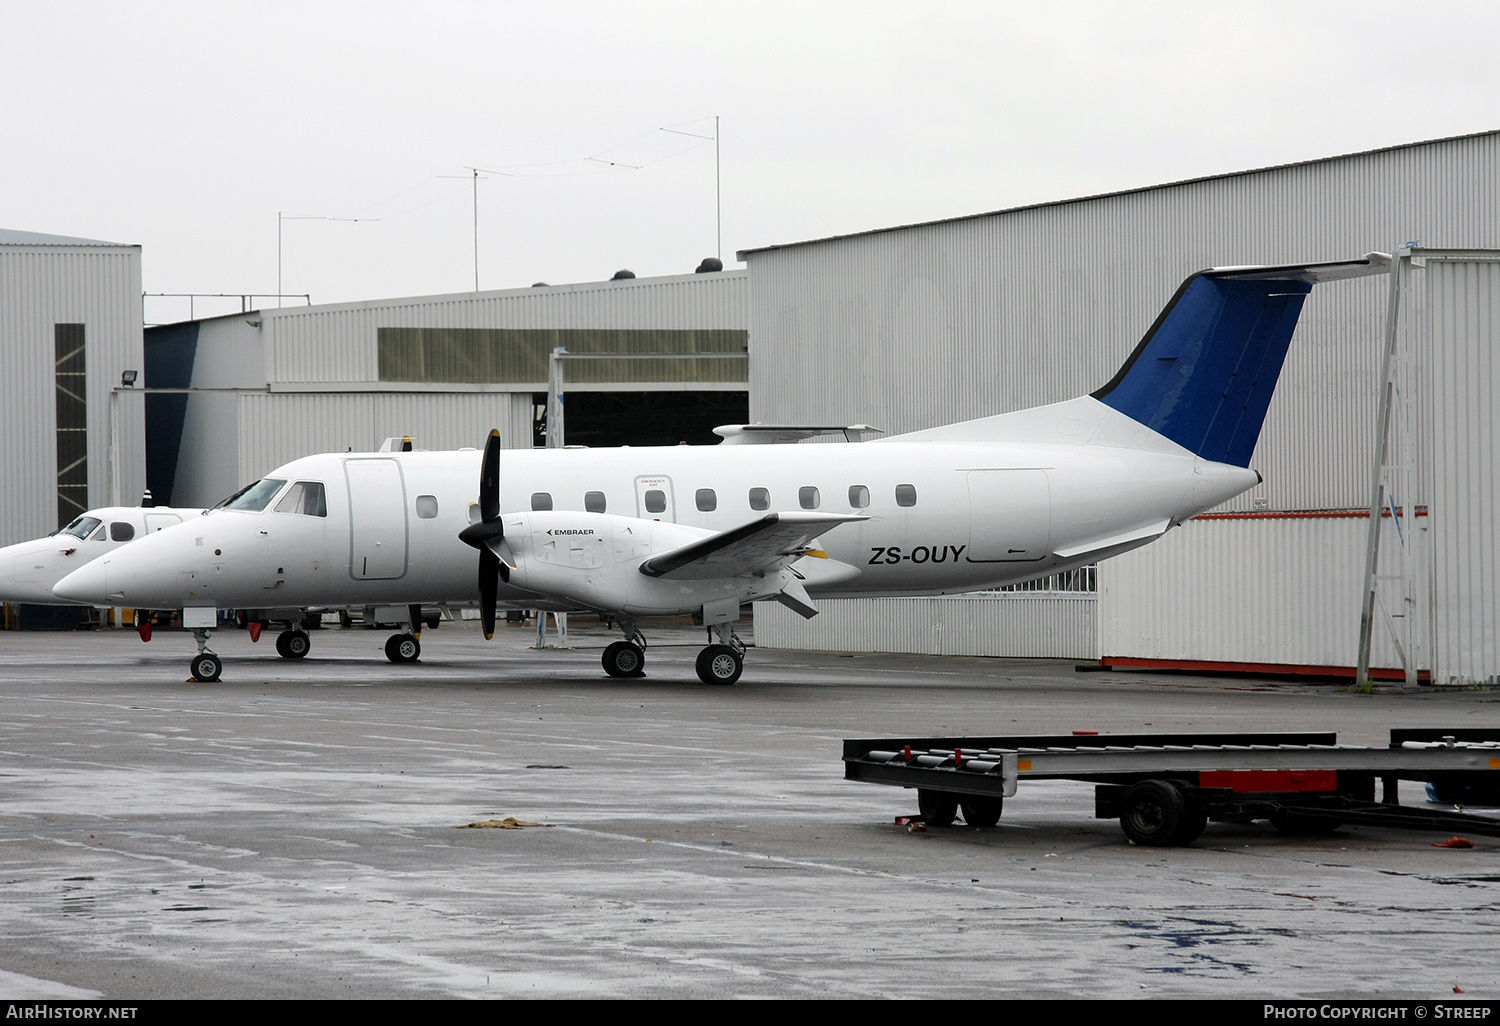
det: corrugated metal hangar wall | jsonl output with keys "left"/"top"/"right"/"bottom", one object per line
{"left": 149, "top": 271, "right": 747, "bottom": 509}
{"left": 745, "top": 132, "right": 1500, "bottom": 680}
{"left": 0, "top": 229, "right": 145, "bottom": 547}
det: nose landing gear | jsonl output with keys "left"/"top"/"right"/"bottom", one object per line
{"left": 188, "top": 628, "right": 221, "bottom": 682}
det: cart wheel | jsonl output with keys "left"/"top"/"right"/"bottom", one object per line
{"left": 960, "top": 797, "right": 1004, "bottom": 828}
{"left": 917, "top": 789, "right": 959, "bottom": 828}
{"left": 1120, "top": 779, "right": 1187, "bottom": 846}
{"left": 1176, "top": 800, "right": 1208, "bottom": 845}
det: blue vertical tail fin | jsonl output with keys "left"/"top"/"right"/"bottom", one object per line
{"left": 1092, "top": 254, "right": 1389, "bottom": 467}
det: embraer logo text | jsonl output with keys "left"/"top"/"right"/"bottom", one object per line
{"left": 547, "top": 529, "right": 596, "bottom": 536}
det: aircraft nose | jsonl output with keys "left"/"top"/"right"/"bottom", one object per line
{"left": 54, "top": 559, "right": 116, "bottom": 604}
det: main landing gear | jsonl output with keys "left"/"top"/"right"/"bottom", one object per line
{"left": 275, "top": 629, "right": 310, "bottom": 659}
{"left": 695, "top": 624, "right": 745, "bottom": 686}
{"left": 383, "top": 604, "right": 423, "bottom": 664}
{"left": 602, "top": 619, "right": 647, "bottom": 678}
{"left": 599, "top": 617, "right": 746, "bottom": 685}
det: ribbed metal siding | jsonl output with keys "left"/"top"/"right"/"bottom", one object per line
{"left": 0, "top": 243, "right": 143, "bottom": 545}
{"left": 236, "top": 392, "right": 532, "bottom": 482}
{"left": 754, "top": 594, "right": 1096, "bottom": 659}
{"left": 265, "top": 272, "right": 747, "bottom": 384}
{"left": 747, "top": 133, "right": 1500, "bottom": 514}
{"left": 1098, "top": 516, "right": 1405, "bottom": 670}
{"left": 1424, "top": 256, "right": 1500, "bottom": 684}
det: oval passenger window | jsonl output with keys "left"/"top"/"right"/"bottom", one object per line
{"left": 644, "top": 489, "right": 666, "bottom": 514}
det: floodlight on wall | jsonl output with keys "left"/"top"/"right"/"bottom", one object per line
{"left": 120, "top": 369, "right": 138, "bottom": 387}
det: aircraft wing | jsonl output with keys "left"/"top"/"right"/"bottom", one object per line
{"left": 639, "top": 512, "right": 867, "bottom": 581}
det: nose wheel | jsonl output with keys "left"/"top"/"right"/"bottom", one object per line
{"left": 275, "top": 629, "right": 311, "bottom": 659}
{"left": 385, "top": 633, "right": 421, "bottom": 663}
{"left": 188, "top": 628, "right": 221, "bottom": 682}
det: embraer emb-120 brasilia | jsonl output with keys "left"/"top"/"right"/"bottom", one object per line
{"left": 55, "top": 254, "right": 1391, "bottom": 684}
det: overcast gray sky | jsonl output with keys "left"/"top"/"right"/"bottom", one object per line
{"left": 6, "top": 1, "right": 1498, "bottom": 323}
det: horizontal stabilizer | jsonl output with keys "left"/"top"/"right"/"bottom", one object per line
{"left": 1092, "top": 253, "right": 1389, "bottom": 467}
{"left": 639, "top": 512, "right": 867, "bottom": 580}
{"left": 714, "top": 424, "right": 883, "bottom": 444}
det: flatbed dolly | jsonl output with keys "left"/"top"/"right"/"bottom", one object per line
{"left": 842, "top": 729, "right": 1500, "bottom": 846}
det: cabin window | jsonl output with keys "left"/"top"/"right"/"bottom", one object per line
{"left": 109, "top": 522, "right": 135, "bottom": 542}
{"left": 644, "top": 489, "right": 667, "bottom": 514}
{"left": 748, "top": 487, "right": 770, "bottom": 511}
{"left": 895, "top": 483, "right": 918, "bottom": 507}
{"left": 531, "top": 492, "right": 553, "bottom": 511}
{"left": 695, "top": 488, "right": 717, "bottom": 512}
{"left": 848, "top": 485, "right": 870, "bottom": 509}
{"left": 585, "top": 490, "right": 607, "bottom": 513}
{"left": 274, "top": 481, "right": 328, "bottom": 517}
{"left": 799, "top": 486, "right": 820, "bottom": 510}
{"left": 414, "top": 494, "right": 439, "bottom": 519}
{"left": 218, "top": 478, "right": 287, "bottom": 512}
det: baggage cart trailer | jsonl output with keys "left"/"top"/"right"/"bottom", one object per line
{"left": 842, "top": 729, "right": 1500, "bottom": 846}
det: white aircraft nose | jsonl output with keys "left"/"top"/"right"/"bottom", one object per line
{"left": 53, "top": 559, "right": 116, "bottom": 605}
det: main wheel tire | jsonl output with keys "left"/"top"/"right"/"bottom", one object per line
{"left": 960, "top": 796, "right": 1004, "bottom": 828}
{"left": 602, "top": 641, "right": 645, "bottom": 678}
{"left": 1120, "top": 780, "right": 1188, "bottom": 846}
{"left": 276, "top": 630, "right": 311, "bottom": 659}
{"left": 384, "top": 633, "right": 420, "bottom": 663}
{"left": 918, "top": 789, "right": 959, "bottom": 828}
{"left": 695, "top": 644, "right": 743, "bottom": 685}
{"left": 189, "top": 653, "right": 222, "bottom": 683}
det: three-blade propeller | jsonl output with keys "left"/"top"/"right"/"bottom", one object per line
{"left": 457, "top": 429, "right": 507, "bottom": 639}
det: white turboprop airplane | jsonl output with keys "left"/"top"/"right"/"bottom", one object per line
{"left": 54, "top": 254, "right": 1391, "bottom": 684}
{"left": 0, "top": 504, "right": 203, "bottom": 607}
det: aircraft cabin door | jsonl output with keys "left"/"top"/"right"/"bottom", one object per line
{"left": 965, "top": 469, "right": 1051, "bottom": 562}
{"left": 345, "top": 458, "right": 409, "bottom": 579}
{"left": 634, "top": 476, "right": 676, "bottom": 521}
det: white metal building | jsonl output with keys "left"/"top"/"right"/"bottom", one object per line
{"left": 148, "top": 270, "right": 747, "bottom": 508}
{"left": 743, "top": 131, "right": 1500, "bottom": 681}
{"left": 0, "top": 229, "right": 145, "bottom": 547}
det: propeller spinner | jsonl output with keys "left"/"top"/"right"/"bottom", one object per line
{"left": 457, "top": 429, "right": 508, "bottom": 639}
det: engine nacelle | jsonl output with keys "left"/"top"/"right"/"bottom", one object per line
{"left": 498, "top": 511, "right": 797, "bottom": 616}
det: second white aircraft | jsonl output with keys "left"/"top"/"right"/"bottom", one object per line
{"left": 55, "top": 254, "right": 1390, "bottom": 683}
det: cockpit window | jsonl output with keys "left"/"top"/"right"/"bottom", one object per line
{"left": 274, "top": 481, "right": 328, "bottom": 517}
{"left": 110, "top": 522, "right": 136, "bottom": 542}
{"left": 216, "top": 478, "right": 288, "bottom": 512}
{"left": 57, "top": 516, "right": 102, "bottom": 540}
